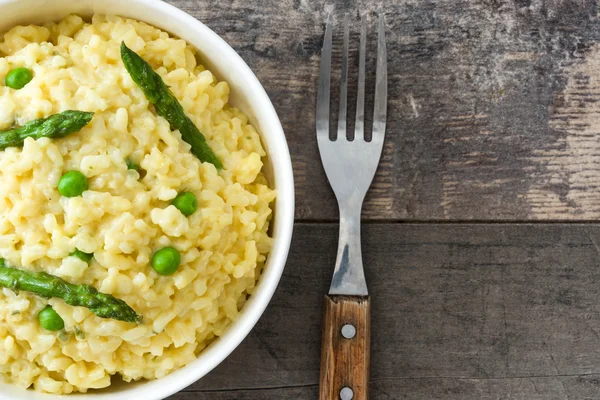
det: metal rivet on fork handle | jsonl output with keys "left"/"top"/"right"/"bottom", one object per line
{"left": 341, "top": 324, "right": 356, "bottom": 339}
{"left": 340, "top": 387, "right": 354, "bottom": 400}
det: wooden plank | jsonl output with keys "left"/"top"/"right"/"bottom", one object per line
{"left": 167, "top": 223, "right": 600, "bottom": 399}
{"left": 173, "top": 376, "right": 600, "bottom": 400}
{"left": 165, "top": 0, "right": 600, "bottom": 220}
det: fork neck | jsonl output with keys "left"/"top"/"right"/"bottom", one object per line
{"left": 329, "top": 197, "right": 368, "bottom": 296}
{"left": 338, "top": 197, "right": 364, "bottom": 225}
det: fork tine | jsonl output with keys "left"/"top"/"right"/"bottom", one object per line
{"left": 372, "top": 13, "right": 387, "bottom": 144}
{"left": 337, "top": 14, "right": 349, "bottom": 141}
{"left": 354, "top": 13, "right": 367, "bottom": 141}
{"left": 316, "top": 14, "right": 333, "bottom": 141}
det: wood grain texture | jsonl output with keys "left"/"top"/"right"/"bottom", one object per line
{"left": 167, "top": 223, "right": 600, "bottom": 399}
{"left": 166, "top": 0, "right": 600, "bottom": 221}
{"left": 320, "top": 295, "right": 371, "bottom": 400}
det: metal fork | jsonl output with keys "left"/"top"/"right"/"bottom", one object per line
{"left": 317, "top": 12, "right": 387, "bottom": 400}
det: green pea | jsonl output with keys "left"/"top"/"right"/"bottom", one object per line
{"left": 5, "top": 67, "right": 33, "bottom": 89}
{"left": 172, "top": 192, "right": 197, "bottom": 216}
{"left": 151, "top": 247, "right": 181, "bottom": 276}
{"left": 38, "top": 305, "right": 64, "bottom": 331}
{"left": 70, "top": 249, "right": 93, "bottom": 263}
{"left": 58, "top": 170, "right": 88, "bottom": 197}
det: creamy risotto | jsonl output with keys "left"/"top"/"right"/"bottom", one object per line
{"left": 0, "top": 15, "right": 275, "bottom": 394}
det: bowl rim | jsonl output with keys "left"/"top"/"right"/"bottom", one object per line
{"left": 0, "top": 0, "right": 295, "bottom": 399}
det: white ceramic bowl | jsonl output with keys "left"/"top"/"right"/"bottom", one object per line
{"left": 0, "top": 1, "right": 294, "bottom": 399}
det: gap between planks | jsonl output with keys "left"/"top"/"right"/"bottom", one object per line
{"left": 295, "top": 219, "right": 600, "bottom": 225}
{"left": 182, "top": 383, "right": 318, "bottom": 393}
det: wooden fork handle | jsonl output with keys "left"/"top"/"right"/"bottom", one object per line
{"left": 319, "top": 295, "right": 371, "bottom": 400}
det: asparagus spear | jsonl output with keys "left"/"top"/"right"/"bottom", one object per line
{"left": 120, "top": 42, "right": 222, "bottom": 169}
{"left": 0, "top": 260, "right": 141, "bottom": 323}
{"left": 0, "top": 110, "right": 94, "bottom": 150}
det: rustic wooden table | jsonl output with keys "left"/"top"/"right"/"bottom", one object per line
{"left": 167, "top": 0, "right": 600, "bottom": 398}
